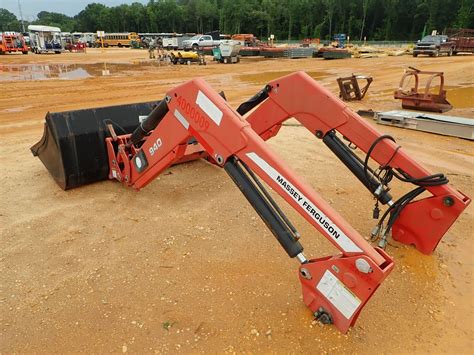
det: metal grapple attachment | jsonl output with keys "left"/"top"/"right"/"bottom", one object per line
{"left": 31, "top": 101, "right": 159, "bottom": 190}
{"left": 394, "top": 67, "right": 452, "bottom": 113}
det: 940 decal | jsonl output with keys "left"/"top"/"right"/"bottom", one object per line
{"left": 148, "top": 137, "right": 162, "bottom": 156}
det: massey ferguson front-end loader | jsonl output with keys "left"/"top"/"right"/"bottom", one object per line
{"left": 31, "top": 72, "right": 470, "bottom": 333}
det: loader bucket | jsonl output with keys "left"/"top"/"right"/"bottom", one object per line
{"left": 31, "top": 101, "right": 160, "bottom": 190}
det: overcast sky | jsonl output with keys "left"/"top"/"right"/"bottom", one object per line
{"left": 1, "top": 0, "right": 148, "bottom": 21}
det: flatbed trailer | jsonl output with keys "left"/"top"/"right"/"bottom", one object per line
{"left": 446, "top": 28, "right": 474, "bottom": 54}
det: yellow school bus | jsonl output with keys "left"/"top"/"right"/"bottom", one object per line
{"left": 96, "top": 32, "right": 140, "bottom": 47}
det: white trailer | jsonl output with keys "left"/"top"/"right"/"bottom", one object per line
{"left": 28, "top": 25, "right": 64, "bottom": 54}
{"left": 162, "top": 37, "right": 179, "bottom": 50}
{"left": 74, "top": 32, "right": 96, "bottom": 47}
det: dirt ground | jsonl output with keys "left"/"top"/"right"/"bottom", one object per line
{"left": 1, "top": 48, "right": 473, "bottom": 353}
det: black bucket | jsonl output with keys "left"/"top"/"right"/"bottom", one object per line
{"left": 31, "top": 101, "right": 160, "bottom": 190}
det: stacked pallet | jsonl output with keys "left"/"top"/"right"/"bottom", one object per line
{"left": 286, "top": 47, "right": 314, "bottom": 58}
{"left": 239, "top": 47, "right": 261, "bottom": 56}
{"left": 261, "top": 47, "right": 288, "bottom": 58}
{"left": 260, "top": 46, "right": 315, "bottom": 58}
{"left": 318, "top": 47, "right": 351, "bottom": 59}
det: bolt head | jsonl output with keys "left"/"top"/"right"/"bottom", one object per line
{"left": 355, "top": 258, "right": 372, "bottom": 273}
{"left": 300, "top": 268, "right": 312, "bottom": 280}
{"left": 443, "top": 196, "right": 454, "bottom": 207}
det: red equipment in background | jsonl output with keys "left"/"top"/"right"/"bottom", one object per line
{"left": 0, "top": 32, "right": 28, "bottom": 55}
{"left": 394, "top": 67, "right": 453, "bottom": 113}
{"left": 65, "top": 42, "right": 86, "bottom": 52}
{"left": 446, "top": 28, "right": 474, "bottom": 54}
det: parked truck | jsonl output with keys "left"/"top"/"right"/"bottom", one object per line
{"left": 182, "top": 34, "right": 220, "bottom": 51}
{"left": 413, "top": 34, "right": 455, "bottom": 57}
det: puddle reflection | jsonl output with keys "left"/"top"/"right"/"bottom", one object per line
{"left": 0, "top": 61, "right": 166, "bottom": 81}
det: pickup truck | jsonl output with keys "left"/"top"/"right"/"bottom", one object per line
{"left": 182, "top": 35, "right": 220, "bottom": 51}
{"left": 413, "top": 35, "right": 455, "bottom": 57}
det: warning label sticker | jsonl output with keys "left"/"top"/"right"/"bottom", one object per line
{"left": 316, "top": 270, "right": 361, "bottom": 319}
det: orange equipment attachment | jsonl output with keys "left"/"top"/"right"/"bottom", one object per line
{"left": 32, "top": 72, "right": 470, "bottom": 333}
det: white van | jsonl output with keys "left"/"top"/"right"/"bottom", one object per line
{"left": 28, "top": 25, "right": 64, "bottom": 54}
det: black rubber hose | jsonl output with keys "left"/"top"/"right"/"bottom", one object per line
{"left": 236, "top": 85, "right": 271, "bottom": 116}
{"left": 363, "top": 134, "right": 396, "bottom": 190}
{"left": 378, "top": 186, "right": 425, "bottom": 230}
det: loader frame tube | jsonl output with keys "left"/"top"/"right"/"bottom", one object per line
{"left": 245, "top": 71, "right": 470, "bottom": 254}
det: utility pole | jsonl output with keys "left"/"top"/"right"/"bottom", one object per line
{"left": 18, "top": 0, "right": 26, "bottom": 33}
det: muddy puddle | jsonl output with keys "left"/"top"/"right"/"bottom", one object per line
{"left": 446, "top": 86, "right": 474, "bottom": 108}
{"left": 239, "top": 70, "right": 328, "bottom": 85}
{"left": 0, "top": 61, "right": 166, "bottom": 81}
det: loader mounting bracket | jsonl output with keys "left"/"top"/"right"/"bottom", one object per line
{"left": 337, "top": 74, "right": 373, "bottom": 101}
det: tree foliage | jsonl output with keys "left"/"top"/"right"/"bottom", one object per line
{"left": 1, "top": 0, "right": 472, "bottom": 40}
{"left": 34, "top": 11, "right": 76, "bottom": 32}
{"left": 0, "top": 8, "right": 20, "bottom": 31}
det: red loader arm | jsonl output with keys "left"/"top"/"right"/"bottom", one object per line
{"left": 244, "top": 71, "right": 470, "bottom": 255}
{"left": 106, "top": 77, "right": 394, "bottom": 333}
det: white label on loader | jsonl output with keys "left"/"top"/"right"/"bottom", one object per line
{"left": 138, "top": 115, "right": 148, "bottom": 123}
{"left": 196, "top": 90, "right": 223, "bottom": 126}
{"left": 316, "top": 270, "right": 361, "bottom": 319}
{"left": 174, "top": 109, "right": 189, "bottom": 129}
{"left": 245, "top": 152, "right": 363, "bottom": 253}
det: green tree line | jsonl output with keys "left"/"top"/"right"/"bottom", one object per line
{"left": 1, "top": 0, "right": 473, "bottom": 40}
